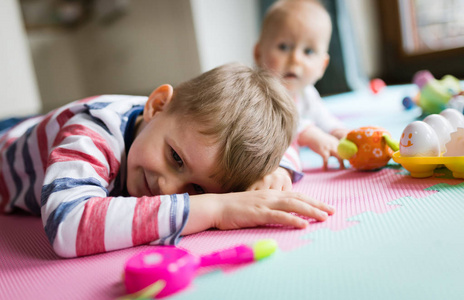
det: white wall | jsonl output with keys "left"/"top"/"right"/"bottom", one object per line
{"left": 27, "top": 0, "right": 202, "bottom": 113}
{"left": 345, "top": 0, "right": 381, "bottom": 79}
{"left": 0, "top": 0, "right": 41, "bottom": 118}
{"left": 190, "top": 0, "right": 259, "bottom": 71}
{"left": 26, "top": 0, "right": 259, "bottom": 113}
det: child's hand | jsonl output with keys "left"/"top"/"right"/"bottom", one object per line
{"left": 213, "top": 190, "right": 335, "bottom": 230}
{"left": 247, "top": 167, "right": 293, "bottom": 191}
{"left": 182, "top": 190, "right": 335, "bottom": 235}
{"left": 298, "top": 126, "right": 344, "bottom": 170}
{"left": 331, "top": 128, "right": 350, "bottom": 140}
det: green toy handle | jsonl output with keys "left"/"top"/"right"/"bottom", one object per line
{"left": 337, "top": 137, "right": 357, "bottom": 160}
{"left": 383, "top": 134, "right": 399, "bottom": 152}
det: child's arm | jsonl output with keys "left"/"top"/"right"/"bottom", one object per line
{"left": 181, "top": 190, "right": 335, "bottom": 235}
{"left": 40, "top": 114, "right": 189, "bottom": 258}
{"left": 298, "top": 125, "right": 344, "bottom": 170}
{"left": 42, "top": 154, "right": 189, "bottom": 258}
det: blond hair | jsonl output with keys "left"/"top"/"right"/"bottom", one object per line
{"left": 166, "top": 63, "right": 297, "bottom": 192}
{"left": 258, "top": 0, "right": 332, "bottom": 48}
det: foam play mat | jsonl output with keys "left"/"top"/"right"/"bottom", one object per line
{"left": 2, "top": 85, "right": 464, "bottom": 299}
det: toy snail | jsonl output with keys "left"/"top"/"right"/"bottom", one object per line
{"left": 337, "top": 126, "right": 399, "bottom": 170}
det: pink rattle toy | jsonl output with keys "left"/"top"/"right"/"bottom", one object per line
{"left": 122, "top": 239, "right": 278, "bottom": 299}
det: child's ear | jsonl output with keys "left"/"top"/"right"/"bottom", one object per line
{"left": 144, "top": 84, "right": 174, "bottom": 121}
{"left": 322, "top": 53, "right": 330, "bottom": 73}
{"left": 317, "top": 53, "right": 330, "bottom": 81}
{"left": 253, "top": 43, "right": 261, "bottom": 65}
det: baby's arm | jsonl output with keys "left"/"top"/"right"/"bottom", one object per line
{"left": 182, "top": 190, "right": 335, "bottom": 235}
{"left": 298, "top": 125, "right": 344, "bottom": 170}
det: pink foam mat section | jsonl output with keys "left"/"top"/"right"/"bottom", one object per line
{"left": 179, "top": 168, "right": 461, "bottom": 255}
{"left": 1, "top": 168, "right": 461, "bottom": 299}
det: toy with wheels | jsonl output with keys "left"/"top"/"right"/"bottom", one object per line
{"left": 338, "top": 126, "right": 399, "bottom": 170}
{"left": 405, "top": 70, "right": 462, "bottom": 114}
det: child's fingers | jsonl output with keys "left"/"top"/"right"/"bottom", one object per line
{"left": 321, "top": 151, "right": 329, "bottom": 170}
{"left": 269, "top": 193, "right": 334, "bottom": 221}
{"left": 338, "top": 157, "right": 345, "bottom": 169}
{"left": 264, "top": 210, "right": 308, "bottom": 228}
{"left": 291, "top": 192, "right": 336, "bottom": 215}
{"left": 281, "top": 178, "right": 293, "bottom": 191}
{"left": 269, "top": 177, "right": 292, "bottom": 191}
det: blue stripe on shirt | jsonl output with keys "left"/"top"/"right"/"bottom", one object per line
{"left": 173, "top": 193, "right": 190, "bottom": 245}
{"left": 85, "top": 102, "right": 112, "bottom": 110}
{"left": 6, "top": 142, "right": 22, "bottom": 207}
{"left": 44, "top": 196, "right": 90, "bottom": 245}
{"left": 41, "top": 177, "right": 108, "bottom": 207}
{"left": 88, "top": 114, "right": 112, "bottom": 136}
{"left": 22, "top": 127, "right": 41, "bottom": 215}
{"left": 169, "top": 194, "right": 178, "bottom": 234}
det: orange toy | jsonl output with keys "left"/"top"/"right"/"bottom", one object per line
{"left": 337, "top": 126, "right": 399, "bottom": 170}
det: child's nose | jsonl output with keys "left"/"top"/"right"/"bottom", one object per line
{"left": 289, "top": 50, "right": 302, "bottom": 64}
{"left": 159, "top": 175, "right": 187, "bottom": 195}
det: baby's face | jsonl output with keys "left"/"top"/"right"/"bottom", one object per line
{"left": 126, "top": 112, "right": 224, "bottom": 197}
{"left": 256, "top": 5, "right": 330, "bottom": 96}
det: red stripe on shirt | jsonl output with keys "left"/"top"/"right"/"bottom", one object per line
{"left": 0, "top": 174, "right": 10, "bottom": 213}
{"left": 53, "top": 124, "right": 120, "bottom": 182}
{"left": 37, "top": 114, "right": 52, "bottom": 172}
{"left": 56, "top": 108, "right": 75, "bottom": 128}
{"left": 76, "top": 197, "right": 111, "bottom": 256}
{"left": 284, "top": 141, "right": 301, "bottom": 171}
{"left": 48, "top": 147, "right": 110, "bottom": 182}
{"left": 132, "top": 196, "right": 161, "bottom": 246}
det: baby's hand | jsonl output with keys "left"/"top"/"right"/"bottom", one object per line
{"left": 212, "top": 190, "right": 335, "bottom": 230}
{"left": 298, "top": 126, "right": 344, "bottom": 170}
{"left": 247, "top": 167, "right": 293, "bottom": 191}
{"left": 331, "top": 128, "right": 350, "bottom": 140}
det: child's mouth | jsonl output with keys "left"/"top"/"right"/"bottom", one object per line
{"left": 283, "top": 72, "right": 298, "bottom": 80}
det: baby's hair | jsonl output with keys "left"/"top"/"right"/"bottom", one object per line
{"left": 258, "top": 0, "right": 332, "bottom": 47}
{"left": 166, "top": 63, "right": 297, "bottom": 192}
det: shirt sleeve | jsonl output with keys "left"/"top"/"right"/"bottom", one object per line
{"left": 279, "top": 141, "right": 304, "bottom": 182}
{"left": 41, "top": 120, "right": 189, "bottom": 258}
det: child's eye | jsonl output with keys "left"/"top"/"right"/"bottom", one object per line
{"left": 304, "top": 48, "right": 314, "bottom": 55}
{"left": 193, "top": 184, "right": 205, "bottom": 194}
{"left": 278, "top": 43, "right": 290, "bottom": 52}
{"left": 171, "top": 148, "right": 183, "bottom": 167}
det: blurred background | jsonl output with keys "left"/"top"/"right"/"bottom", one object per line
{"left": 1, "top": 0, "right": 464, "bottom": 119}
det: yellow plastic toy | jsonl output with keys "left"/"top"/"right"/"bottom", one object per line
{"left": 392, "top": 151, "right": 464, "bottom": 179}
{"left": 394, "top": 113, "right": 464, "bottom": 178}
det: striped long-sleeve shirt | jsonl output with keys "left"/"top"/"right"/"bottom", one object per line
{"left": 0, "top": 95, "right": 302, "bottom": 257}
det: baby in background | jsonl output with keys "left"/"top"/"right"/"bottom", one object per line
{"left": 254, "top": 0, "right": 350, "bottom": 170}
{"left": 0, "top": 63, "right": 334, "bottom": 258}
